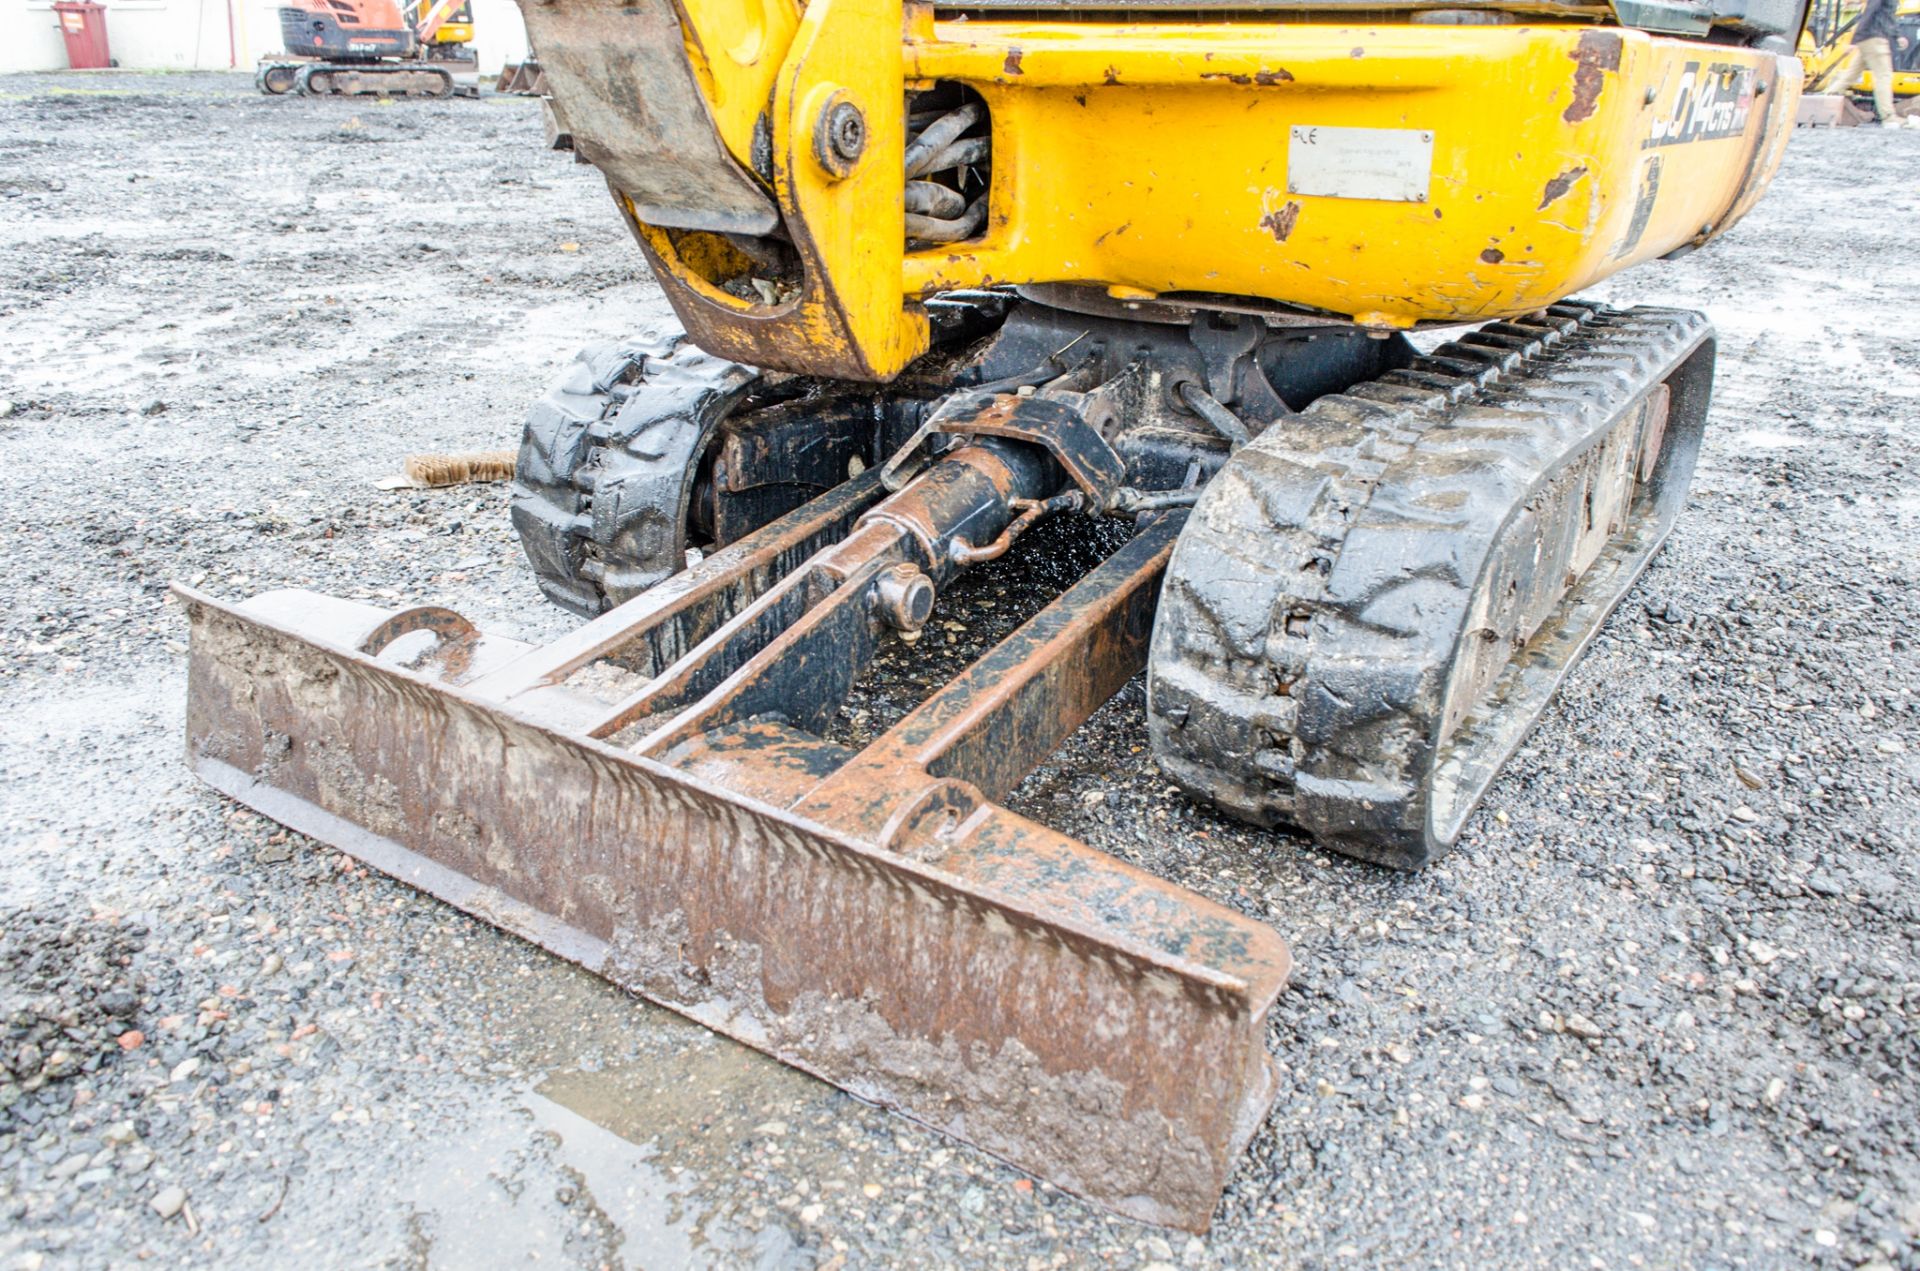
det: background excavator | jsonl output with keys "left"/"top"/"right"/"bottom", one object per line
{"left": 184, "top": 0, "right": 1803, "bottom": 1230}
{"left": 255, "top": 0, "right": 476, "bottom": 97}
{"left": 1802, "top": 0, "right": 1920, "bottom": 102}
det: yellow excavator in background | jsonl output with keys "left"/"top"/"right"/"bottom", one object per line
{"left": 1802, "top": 0, "right": 1920, "bottom": 100}
{"left": 182, "top": 0, "right": 1803, "bottom": 1230}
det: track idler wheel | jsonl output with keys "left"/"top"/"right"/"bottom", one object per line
{"left": 511, "top": 336, "right": 758, "bottom": 615}
{"left": 255, "top": 63, "right": 297, "bottom": 95}
{"left": 1147, "top": 303, "right": 1716, "bottom": 868}
{"left": 510, "top": 335, "right": 885, "bottom": 616}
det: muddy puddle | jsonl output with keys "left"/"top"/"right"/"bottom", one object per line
{"left": 403, "top": 1061, "right": 805, "bottom": 1269}
{"left": 383, "top": 953, "right": 828, "bottom": 1269}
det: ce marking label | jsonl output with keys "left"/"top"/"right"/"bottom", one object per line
{"left": 1286, "top": 126, "right": 1434, "bottom": 204}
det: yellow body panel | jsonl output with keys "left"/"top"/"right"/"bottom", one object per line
{"left": 677, "top": 0, "right": 804, "bottom": 165}
{"left": 614, "top": 0, "right": 1798, "bottom": 380}
{"left": 628, "top": 0, "right": 928, "bottom": 380}
{"left": 903, "top": 23, "right": 1796, "bottom": 328}
{"left": 1858, "top": 69, "right": 1920, "bottom": 92}
{"left": 433, "top": 21, "right": 473, "bottom": 44}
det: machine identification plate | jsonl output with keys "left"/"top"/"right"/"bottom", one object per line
{"left": 1287, "top": 126, "right": 1433, "bottom": 203}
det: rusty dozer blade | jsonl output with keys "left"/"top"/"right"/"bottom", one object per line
{"left": 178, "top": 439, "right": 1291, "bottom": 1230}
{"left": 494, "top": 58, "right": 549, "bottom": 96}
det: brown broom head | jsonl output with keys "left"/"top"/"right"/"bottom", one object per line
{"left": 404, "top": 450, "right": 517, "bottom": 488}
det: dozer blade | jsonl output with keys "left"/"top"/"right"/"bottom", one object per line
{"left": 495, "top": 58, "right": 549, "bottom": 96}
{"left": 178, "top": 463, "right": 1290, "bottom": 1230}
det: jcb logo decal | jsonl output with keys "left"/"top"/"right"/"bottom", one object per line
{"left": 1645, "top": 62, "right": 1756, "bottom": 147}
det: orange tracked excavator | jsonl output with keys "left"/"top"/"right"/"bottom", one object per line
{"left": 255, "top": 0, "right": 476, "bottom": 97}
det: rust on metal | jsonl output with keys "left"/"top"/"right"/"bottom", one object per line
{"left": 1538, "top": 166, "right": 1588, "bottom": 209}
{"left": 818, "top": 512, "right": 1180, "bottom": 806}
{"left": 357, "top": 605, "right": 481, "bottom": 681}
{"left": 495, "top": 58, "right": 549, "bottom": 95}
{"left": 1200, "top": 68, "right": 1294, "bottom": 86}
{"left": 478, "top": 468, "right": 887, "bottom": 711}
{"left": 927, "top": 393, "right": 1127, "bottom": 507}
{"left": 519, "top": 0, "right": 778, "bottom": 235}
{"left": 178, "top": 443, "right": 1293, "bottom": 1230}
{"left": 1260, "top": 200, "right": 1302, "bottom": 243}
{"left": 1565, "top": 30, "right": 1623, "bottom": 123}
{"left": 948, "top": 492, "right": 1084, "bottom": 566}
{"left": 626, "top": 206, "right": 890, "bottom": 382}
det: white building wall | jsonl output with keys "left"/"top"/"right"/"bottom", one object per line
{"left": 467, "top": 0, "right": 529, "bottom": 76}
{"left": 4, "top": 2, "right": 74, "bottom": 69}
{"left": 1, "top": 0, "right": 528, "bottom": 74}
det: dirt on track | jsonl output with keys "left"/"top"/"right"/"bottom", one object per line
{"left": 1, "top": 72, "right": 1917, "bottom": 1271}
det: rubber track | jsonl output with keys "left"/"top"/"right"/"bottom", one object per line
{"left": 510, "top": 335, "right": 759, "bottom": 616}
{"left": 1147, "top": 302, "right": 1713, "bottom": 868}
{"left": 289, "top": 63, "right": 456, "bottom": 97}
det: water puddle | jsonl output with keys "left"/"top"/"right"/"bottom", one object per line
{"left": 395, "top": 959, "right": 819, "bottom": 1271}
{"left": 536, "top": 1042, "right": 797, "bottom": 1165}
{"left": 402, "top": 1058, "right": 805, "bottom": 1269}
{"left": 1732, "top": 427, "right": 1811, "bottom": 450}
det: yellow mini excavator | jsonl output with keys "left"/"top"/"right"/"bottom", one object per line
{"left": 180, "top": 0, "right": 1802, "bottom": 1230}
{"left": 1802, "top": 0, "right": 1920, "bottom": 102}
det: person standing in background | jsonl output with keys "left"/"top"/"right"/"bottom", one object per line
{"left": 1832, "top": 0, "right": 1909, "bottom": 124}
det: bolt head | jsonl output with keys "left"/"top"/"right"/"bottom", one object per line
{"left": 875, "top": 564, "right": 935, "bottom": 633}
{"left": 828, "top": 102, "right": 866, "bottom": 162}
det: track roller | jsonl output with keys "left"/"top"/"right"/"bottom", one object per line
{"left": 289, "top": 62, "right": 456, "bottom": 98}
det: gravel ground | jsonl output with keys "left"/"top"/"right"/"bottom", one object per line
{"left": 1, "top": 71, "right": 1917, "bottom": 1270}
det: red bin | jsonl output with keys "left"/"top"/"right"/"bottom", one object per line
{"left": 53, "top": 1, "right": 112, "bottom": 71}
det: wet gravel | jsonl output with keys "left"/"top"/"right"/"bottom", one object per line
{"left": 2, "top": 71, "right": 1917, "bottom": 1269}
